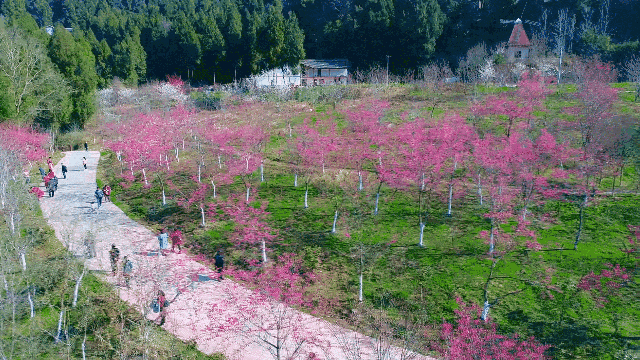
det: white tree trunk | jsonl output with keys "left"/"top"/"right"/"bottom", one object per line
{"left": 481, "top": 301, "right": 490, "bottom": 322}
{"left": 447, "top": 184, "right": 453, "bottom": 216}
{"left": 198, "top": 164, "right": 201, "bottom": 183}
{"left": 10, "top": 213, "right": 15, "bottom": 234}
{"left": 245, "top": 158, "right": 249, "bottom": 172}
{"left": 447, "top": 162, "right": 457, "bottom": 216}
{"left": 200, "top": 205, "right": 205, "bottom": 227}
{"left": 332, "top": 210, "right": 338, "bottom": 233}
{"left": 211, "top": 180, "right": 216, "bottom": 198}
{"left": 55, "top": 310, "right": 64, "bottom": 343}
{"left": 246, "top": 186, "right": 250, "bottom": 202}
{"left": 489, "top": 219, "right": 495, "bottom": 255}
{"left": 478, "top": 175, "right": 483, "bottom": 206}
{"left": 73, "top": 268, "right": 85, "bottom": 307}
{"left": 165, "top": 155, "right": 169, "bottom": 170}
{"left": 358, "top": 171, "right": 363, "bottom": 191}
{"left": 261, "top": 240, "right": 267, "bottom": 263}
{"left": 418, "top": 222, "right": 426, "bottom": 247}
{"left": 28, "top": 291, "right": 34, "bottom": 318}
{"left": 218, "top": 155, "right": 222, "bottom": 169}
{"left": 294, "top": 173, "right": 298, "bottom": 187}
{"left": 358, "top": 273, "right": 363, "bottom": 302}
{"left": 142, "top": 168, "right": 148, "bottom": 185}
{"left": 20, "top": 252, "right": 26, "bottom": 271}
{"left": 82, "top": 335, "right": 87, "bottom": 360}
{"left": 162, "top": 186, "right": 166, "bottom": 205}
{"left": 374, "top": 192, "right": 380, "bottom": 215}
{"left": 260, "top": 162, "right": 264, "bottom": 182}
{"left": 322, "top": 162, "right": 325, "bottom": 174}
{"left": 304, "top": 187, "right": 309, "bottom": 208}
{"left": 175, "top": 147, "right": 179, "bottom": 162}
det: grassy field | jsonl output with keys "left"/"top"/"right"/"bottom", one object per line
{"left": 94, "top": 82, "right": 640, "bottom": 359}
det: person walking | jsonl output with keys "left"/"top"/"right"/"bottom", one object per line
{"left": 122, "top": 256, "right": 133, "bottom": 288}
{"left": 39, "top": 167, "right": 46, "bottom": 181}
{"left": 214, "top": 251, "right": 224, "bottom": 280}
{"left": 95, "top": 186, "right": 104, "bottom": 209}
{"left": 84, "top": 142, "right": 88, "bottom": 151}
{"left": 170, "top": 228, "right": 183, "bottom": 253}
{"left": 47, "top": 157, "right": 54, "bottom": 172}
{"left": 82, "top": 157, "right": 87, "bottom": 170}
{"left": 157, "top": 228, "right": 169, "bottom": 256}
{"left": 61, "top": 163, "right": 68, "bottom": 179}
{"left": 156, "top": 290, "right": 167, "bottom": 326}
{"left": 109, "top": 244, "right": 120, "bottom": 276}
{"left": 47, "top": 176, "right": 58, "bottom": 197}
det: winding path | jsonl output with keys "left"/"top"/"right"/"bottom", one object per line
{"left": 39, "top": 150, "right": 436, "bottom": 360}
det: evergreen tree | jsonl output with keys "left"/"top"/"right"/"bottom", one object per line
{"left": 258, "top": 0, "right": 285, "bottom": 69}
{"left": 194, "top": 11, "right": 225, "bottom": 83}
{"left": 112, "top": 27, "right": 146, "bottom": 85}
{"left": 281, "top": 11, "right": 305, "bottom": 67}
{"left": 48, "top": 27, "right": 98, "bottom": 128}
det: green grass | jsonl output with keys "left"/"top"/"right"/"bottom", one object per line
{"left": 94, "top": 82, "right": 640, "bottom": 360}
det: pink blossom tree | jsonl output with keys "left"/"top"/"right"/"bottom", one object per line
{"left": 434, "top": 297, "right": 551, "bottom": 359}
{"left": 208, "top": 193, "right": 277, "bottom": 263}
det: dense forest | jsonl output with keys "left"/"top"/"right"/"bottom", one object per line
{"left": 0, "top": 0, "right": 640, "bottom": 130}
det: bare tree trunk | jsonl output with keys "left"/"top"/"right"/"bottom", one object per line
{"left": 55, "top": 310, "right": 64, "bottom": 343}
{"left": 27, "top": 291, "right": 34, "bottom": 318}
{"left": 142, "top": 168, "right": 148, "bottom": 185}
{"left": 73, "top": 267, "right": 86, "bottom": 307}
{"left": 200, "top": 205, "right": 205, "bottom": 227}
{"left": 304, "top": 185, "right": 309, "bottom": 208}
{"left": 262, "top": 240, "right": 267, "bottom": 263}
{"left": 211, "top": 180, "right": 216, "bottom": 198}
{"left": 332, "top": 210, "right": 338, "bottom": 233}
{"left": 574, "top": 193, "right": 588, "bottom": 250}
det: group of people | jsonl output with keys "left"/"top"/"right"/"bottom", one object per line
{"left": 109, "top": 244, "right": 133, "bottom": 287}
{"left": 40, "top": 157, "right": 61, "bottom": 197}
{"left": 94, "top": 185, "right": 111, "bottom": 209}
{"left": 156, "top": 228, "right": 184, "bottom": 255}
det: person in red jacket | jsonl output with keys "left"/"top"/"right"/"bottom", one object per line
{"left": 170, "top": 228, "right": 183, "bottom": 253}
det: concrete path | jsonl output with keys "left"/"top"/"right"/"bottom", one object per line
{"left": 39, "top": 151, "right": 436, "bottom": 360}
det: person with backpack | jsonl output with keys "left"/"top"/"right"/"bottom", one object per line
{"left": 61, "top": 162, "right": 68, "bottom": 179}
{"left": 47, "top": 157, "right": 54, "bottom": 172}
{"left": 109, "top": 244, "right": 120, "bottom": 276}
{"left": 84, "top": 142, "right": 88, "bottom": 151}
{"left": 214, "top": 251, "right": 224, "bottom": 280}
{"left": 157, "top": 228, "right": 169, "bottom": 256}
{"left": 47, "top": 176, "right": 58, "bottom": 197}
{"left": 122, "top": 256, "right": 133, "bottom": 288}
{"left": 39, "top": 167, "right": 46, "bottom": 181}
{"left": 95, "top": 186, "right": 104, "bottom": 209}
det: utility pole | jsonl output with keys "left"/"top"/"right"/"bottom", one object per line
{"left": 386, "top": 55, "right": 390, "bottom": 86}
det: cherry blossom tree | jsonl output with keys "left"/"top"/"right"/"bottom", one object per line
{"left": 562, "top": 58, "right": 619, "bottom": 250}
{"left": 208, "top": 193, "right": 277, "bottom": 263}
{"left": 295, "top": 117, "right": 338, "bottom": 208}
{"left": 434, "top": 297, "right": 551, "bottom": 359}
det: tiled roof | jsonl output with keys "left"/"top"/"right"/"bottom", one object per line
{"left": 300, "top": 59, "right": 350, "bottom": 69}
{"left": 508, "top": 21, "right": 531, "bottom": 47}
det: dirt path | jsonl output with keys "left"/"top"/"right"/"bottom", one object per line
{"left": 39, "top": 151, "right": 436, "bottom": 360}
